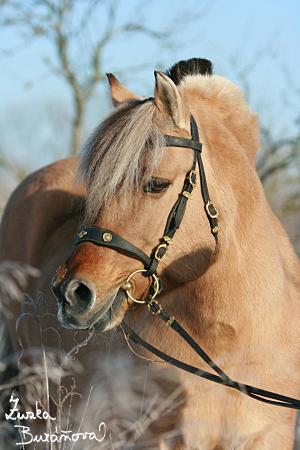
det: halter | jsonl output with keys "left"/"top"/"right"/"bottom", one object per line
{"left": 75, "top": 115, "right": 218, "bottom": 279}
{"left": 74, "top": 113, "right": 300, "bottom": 411}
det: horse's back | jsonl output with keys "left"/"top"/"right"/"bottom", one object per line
{"left": 0, "top": 156, "right": 89, "bottom": 353}
{"left": 0, "top": 156, "right": 83, "bottom": 267}
{"left": 0, "top": 156, "right": 86, "bottom": 328}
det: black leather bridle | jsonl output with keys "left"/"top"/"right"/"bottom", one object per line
{"left": 75, "top": 112, "right": 300, "bottom": 410}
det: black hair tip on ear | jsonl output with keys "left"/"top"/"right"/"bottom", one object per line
{"left": 166, "top": 58, "right": 213, "bottom": 85}
{"left": 154, "top": 70, "right": 168, "bottom": 80}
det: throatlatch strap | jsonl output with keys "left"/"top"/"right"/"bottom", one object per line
{"left": 190, "top": 115, "right": 219, "bottom": 235}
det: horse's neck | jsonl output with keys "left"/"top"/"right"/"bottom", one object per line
{"left": 174, "top": 206, "right": 290, "bottom": 343}
{"left": 140, "top": 203, "right": 298, "bottom": 361}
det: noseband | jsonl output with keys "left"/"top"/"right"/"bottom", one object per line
{"left": 75, "top": 113, "right": 300, "bottom": 411}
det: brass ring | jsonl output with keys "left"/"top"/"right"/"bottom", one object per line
{"left": 122, "top": 269, "right": 160, "bottom": 304}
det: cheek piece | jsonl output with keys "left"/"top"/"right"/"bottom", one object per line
{"left": 74, "top": 112, "right": 300, "bottom": 411}
{"left": 75, "top": 114, "right": 218, "bottom": 278}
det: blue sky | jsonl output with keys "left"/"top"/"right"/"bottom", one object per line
{"left": 0, "top": 0, "right": 299, "bottom": 171}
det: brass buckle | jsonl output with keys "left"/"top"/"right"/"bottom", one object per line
{"left": 163, "top": 236, "right": 173, "bottom": 244}
{"left": 121, "top": 269, "right": 160, "bottom": 304}
{"left": 188, "top": 169, "right": 197, "bottom": 187}
{"left": 147, "top": 298, "right": 162, "bottom": 315}
{"left": 205, "top": 201, "right": 218, "bottom": 219}
{"left": 166, "top": 316, "right": 175, "bottom": 327}
{"left": 154, "top": 243, "right": 168, "bottom": 261}
{"left": 182, "top": 191, "right": 192, "bottom": 199}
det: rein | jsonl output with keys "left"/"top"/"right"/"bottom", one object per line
{"left": 75, "top": 113, "right": 300, "bottom": 411}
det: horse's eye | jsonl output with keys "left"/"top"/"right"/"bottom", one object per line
{"left": 143, "top": 177, "right": 171, "bottom": 194}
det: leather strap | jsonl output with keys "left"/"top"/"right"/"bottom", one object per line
{"left": 163, "top": 163, "right": 197, "bottom": 239}
{"left": 164, "top": 135, "right": 202, "bottom": 152}
{"left": 190, "top": 115, "right": 218, "bottom": 234}
{"left": 164, "top": 115, "right": 219, "bottom": 236}
{"left": 146, "top": 115, "right": 218, "bottom": 275}
{"left": 74, "top": 226, "right": 152, "bottom": 269}
{"left": 145, "top": 154, "right": 197, "bottom": 276}
{"left": 122, "top": 296, "right": 300, "bottom": 410}
{"left": 124, "top": 323, "right": 300, "bottom": 409}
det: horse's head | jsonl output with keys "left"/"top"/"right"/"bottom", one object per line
{"left": 52, "top": 60, "right": 259, "bottom": 331}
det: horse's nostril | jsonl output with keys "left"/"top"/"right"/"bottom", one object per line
{"left": 65, "top": 280, "right": 94, "bottom": 311}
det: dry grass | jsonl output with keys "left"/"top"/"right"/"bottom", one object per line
{"left": 1, "top": 261, "right": 300, "bottom": 449}
{"left": 0, "top": 261, "right": 184, "bottom": 449}
{"left": 0, "top": 261, "right": 39, "bottom": 318}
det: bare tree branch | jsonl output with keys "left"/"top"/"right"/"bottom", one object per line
{"left": 0, "top": 0, "right": 212, "bottom": 154}
{"left": 0, "top": 151, "right": 29, "bottom": 181}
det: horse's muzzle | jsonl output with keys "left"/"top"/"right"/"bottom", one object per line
{"left": 51, "top": 276, "right": 126, "bottom": 331}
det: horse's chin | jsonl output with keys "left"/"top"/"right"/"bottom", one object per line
{"left": 57, "top": 289, "right": 127, "bottom": 332}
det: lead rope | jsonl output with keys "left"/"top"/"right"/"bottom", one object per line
{"left": 123, "top": 297, "right": 300, "bottom": 410}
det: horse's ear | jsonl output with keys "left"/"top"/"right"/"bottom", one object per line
{"left": 106, "top": 73, "right": 141, "bottom": 107}
{"left": 154, "top": 71, "right": 189, "bottom": 131}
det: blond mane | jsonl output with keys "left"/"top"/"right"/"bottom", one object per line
{"left": 79, "top": 99, "right": 164, "bottom": 222}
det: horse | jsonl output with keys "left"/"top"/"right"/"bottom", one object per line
{"left": 1, "top": 58, "right": 300, "bottom": 449}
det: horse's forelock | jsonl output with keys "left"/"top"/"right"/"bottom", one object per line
{"left": 79, "top": 99, "right": 164, "bottom": 223}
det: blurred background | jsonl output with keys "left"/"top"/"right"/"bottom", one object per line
{"left": 0, "top": 0, "right": 299, "bottom": 253}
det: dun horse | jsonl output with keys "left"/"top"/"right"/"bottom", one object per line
{"left": 1, "top": 58, "right": 300, "bottom": 449}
